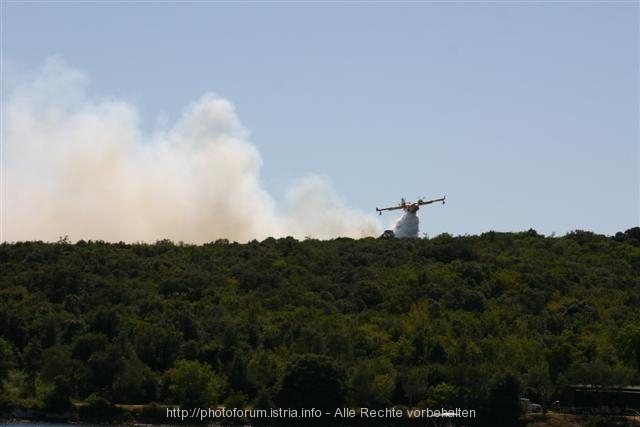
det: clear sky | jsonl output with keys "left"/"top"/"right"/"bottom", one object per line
{"left": 2, "top": 1, "right": 639, "bottom": 238}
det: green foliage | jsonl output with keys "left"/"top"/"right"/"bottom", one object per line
{"left": 485, "top": 372, "right": 522, "bottom": 427}
{"left": 350, "top": 358, "right": 396, "bottom": 408}
{"left": 44, "top": 375, "right": 73, "bottom": 412}
{"left": 22, "top": 338, "right": 42, "bottom": 395}
{"left": 563, "top": 361, "right": 635, "bottom": 386}
{"left": 224, "top": 391, "right": 247, "bottom": 409}
{"left": 585, "top": 415, "right": 608, "bottom": 427}
{"left": 0, "top": 230, "right": 639, "bottom": 425}
{"left": 421, "top": 382, "right": 458, "bottom": 408}
{"left": 401, "top": 366, "right": 429, "bottom": 405}
{"left": 133, "top": 323, "right": 181, "bottom": 371}
{"left": 223, "top": 392, "right": 248, "bottom": 424}
{"left": 617, "top": 322, "right": 640, "bottom": 373}
{"left": 169, "top": 359, "right": 224, "bottom": 409}
{"left": 276, "top": 354, "right": 346, "bottom": 411}
{"left": 0, "top": 338, "right": 14, "bottom": 386}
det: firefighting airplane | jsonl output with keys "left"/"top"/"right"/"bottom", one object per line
{"left": 376, "top": 196, "right": 446, "bottom": 215}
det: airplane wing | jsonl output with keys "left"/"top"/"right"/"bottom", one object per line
{"left": 375, "top": 205, "right": 405, "bottom": 215}
{"left": 416, "top": 196, "right": 446, "bottom": 206}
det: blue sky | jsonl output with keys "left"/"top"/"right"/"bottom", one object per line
{"left": 2, "top": 1, "right": 638, "bottom": 237}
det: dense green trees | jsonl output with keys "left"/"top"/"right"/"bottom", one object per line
{"left": 485, "top": 373, "right": 522, "bottom": 427}
{"left": 0, "top": 228, "right": 639, "bottom": 426}
{"left": 617, "top": 323, "right": 640, "bottom": 372}
{"left": 0, "top": 338, "right": 13, "bottom": 383}
{"left": 276, "top": 354, "right": 347, "bottom": 411}
{"left": 169, "top": 360, "right": 224, "bottom": 409}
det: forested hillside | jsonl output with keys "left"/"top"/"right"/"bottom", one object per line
{"left": 1, "top": 229, "right": 639, "bottom": 426}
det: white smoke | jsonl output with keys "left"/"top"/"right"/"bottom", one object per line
{"left": 285, "top": 174, "right": 380, "bottom": 240}
{"left": 393, "top": 212, "right": 420, "bottom": 238}
{"left": 1, "top": 57, "right": 381, "bottom": 243}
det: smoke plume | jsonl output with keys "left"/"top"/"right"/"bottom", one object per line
{"left": 393, "top": 212, "right": 420, "bottom": 238}
{"left": 2, "top": 58, "right": 380, "bottom": 243}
